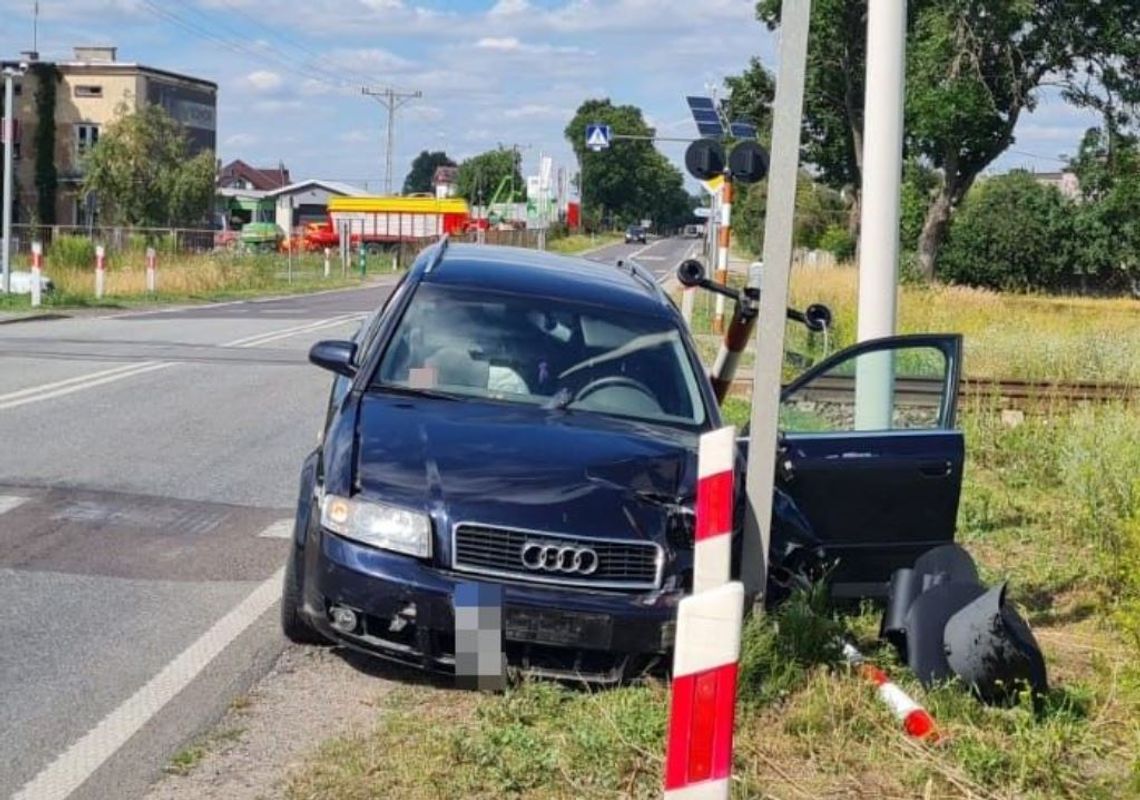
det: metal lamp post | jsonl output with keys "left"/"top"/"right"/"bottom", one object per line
{"left": 2, "top": 62, "right": 29, "bottom": 295}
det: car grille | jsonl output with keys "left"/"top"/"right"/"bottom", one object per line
{"left": 452, "top": 524, "right": 663, "bottom": 591}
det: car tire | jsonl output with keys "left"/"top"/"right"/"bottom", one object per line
{"left": 281, "top": 545, "right": 327, "bottom": 645}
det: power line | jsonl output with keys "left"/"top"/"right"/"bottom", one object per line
{"left": 362, "top": 86, "right": 422, "bottom": 195}
{"left": 138, "top": 1, "right": 353, "bottom": 91}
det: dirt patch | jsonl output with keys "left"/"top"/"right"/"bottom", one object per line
{"left": 144, "top": 645, "right": 402, "bottom": 800}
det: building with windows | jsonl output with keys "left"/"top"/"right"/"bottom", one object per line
{"left": 3, "top": 46, "right": 217, "bottom": 226}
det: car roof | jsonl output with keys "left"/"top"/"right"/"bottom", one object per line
{"left": 421, "top": 242, "right": 674, "bottom": 319}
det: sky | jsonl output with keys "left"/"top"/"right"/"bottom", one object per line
{"left": 0, "top": 0, "right": 1100, "bottom": 193}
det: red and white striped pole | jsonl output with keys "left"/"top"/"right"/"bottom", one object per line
{"left": 94, "top": 245, "right": 106, "bottom": 299}
{"left": 665, "top": 426, "right": 743, "bottom": 800}
{"left": 711, "top": 178, "right": 733, "bottom": 334}
{"left": 842, "top": 642, "right": 939, "bottom": 741}
{"left": 145, "top": 246, "right": 157, "bottom": 293}
{"left": 30, "top": 242, "right": 43, "bottom": 307}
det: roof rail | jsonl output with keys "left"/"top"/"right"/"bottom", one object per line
{"left": 621, "top": 258, "right": 669, "bottom": 302}
{"left": 424, "top": 234, "right": 450, "bottom": 273}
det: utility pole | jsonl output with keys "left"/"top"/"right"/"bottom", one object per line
{"left": 361, "top": 86, "right": 422, "bottom": 196}
{"left": 854, "top": 0, "right": 907, "bottom": 430}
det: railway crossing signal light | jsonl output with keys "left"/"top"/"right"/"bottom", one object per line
{"left": 684, "top": 140, "right": 770, "bottom": 185}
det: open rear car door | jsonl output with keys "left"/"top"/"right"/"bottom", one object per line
{"left": 773, "top": 334, "right": 965, "bottom": 599}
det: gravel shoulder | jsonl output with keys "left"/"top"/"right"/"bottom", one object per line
{"left": 143, "top": 645, "right": 401, "bottom": 800}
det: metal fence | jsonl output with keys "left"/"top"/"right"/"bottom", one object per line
{"left": 7, "top": 224, "right": 220, "bottom": 257}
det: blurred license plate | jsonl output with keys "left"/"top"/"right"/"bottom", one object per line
{"left": 505, "top": 608, "right": 612, "bottom": 648}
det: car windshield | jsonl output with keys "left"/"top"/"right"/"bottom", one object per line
{"left": 373, "top": 284, "right": 707, "bottom": 427}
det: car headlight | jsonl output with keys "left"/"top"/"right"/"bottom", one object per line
{"left": 320, "top": 494, "right": 432, "bottom": 558}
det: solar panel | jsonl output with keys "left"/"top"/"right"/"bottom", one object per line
{"left": 730, "top": 121, "right": 757, "bottom": 139}
{"left": 687, "top": 95, "right": 725, "bottom": 138}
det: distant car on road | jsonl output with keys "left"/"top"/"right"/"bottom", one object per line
{"left": 624, "top": 225, "right": 647, "bottom": 244}
{"left": 282, "top": 240, "right": 966, "bottom": 682}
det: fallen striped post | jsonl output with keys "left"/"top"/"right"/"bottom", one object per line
{"left": 842, "top": 642, "right": 939, "bottom": 741}
{"left": 665, "top": 425, "right": 743, "bottom": 799}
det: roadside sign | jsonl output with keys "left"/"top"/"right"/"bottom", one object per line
{"left": 694, "top": 208, "right": 712, "bottom": 219}
{"left": 585, "top": 123, "right": 611, "bottom": 151}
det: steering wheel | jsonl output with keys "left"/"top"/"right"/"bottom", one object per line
{"left": 573, "top": 375, "right": 659, "bottom": 406}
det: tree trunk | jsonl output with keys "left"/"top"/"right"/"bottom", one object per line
{"left": 916, "top": 189, "right": 953, "bottom": 281}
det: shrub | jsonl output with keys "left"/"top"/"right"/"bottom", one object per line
{"left": 940, "top": 172, "right": 1077, "bottom": 291}
{"left": 817, "top": 224, "right": 855, "bottom": 260}
{"left": 48, "top": 235, "right": 96, "bottom": 269}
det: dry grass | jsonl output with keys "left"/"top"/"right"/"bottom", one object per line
{"left": 683, "top": 262, "right": 1140, "bottom": 384}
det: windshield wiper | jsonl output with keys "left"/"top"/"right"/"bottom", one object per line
{"left": 374, "top": 384, "right": 460, "bottom": 401}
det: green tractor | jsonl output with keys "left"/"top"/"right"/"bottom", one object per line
{"left": 239, "top": 222, "right": 285, "bottom": 253}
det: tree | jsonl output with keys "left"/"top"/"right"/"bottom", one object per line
{"left": 723, "top": 57, "right": 776, "bottom": 139}
{"left": 757, "top": 0, "right": 1122, "bottom": 278}
{"left": 455, "top": 148, "right": 524, "bottom": 207}
{"left": 564, "top": 99, "right": 692, "bottom": 228}
{"left": 402, "top": 150, "right": 454, "bottom": 195}
{"left": 82, "top": 104, "right": 215, "bottom": 227}
{"left": 939, "top": 172, "right": 1076, "bottom": 291}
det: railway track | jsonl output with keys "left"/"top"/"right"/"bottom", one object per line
{"left": 726, "top": 374, "right": 1140, "bottom": 409}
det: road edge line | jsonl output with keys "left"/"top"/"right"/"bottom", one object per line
{"left": 13, "top": 568, "right": 285, "bottom": 800}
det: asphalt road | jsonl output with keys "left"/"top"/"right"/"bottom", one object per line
{"left": 0, "top": 281, "right": 397, "bottom": 800}
{"left": 583, "top": 234, "right": 704, "bottom": 281}
{"left": 0, "top": 238, "right": 697, "bottom": 800}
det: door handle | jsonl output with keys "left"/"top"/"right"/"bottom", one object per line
{"left": 918, "top": 460, "right": 952, "bottom": 478}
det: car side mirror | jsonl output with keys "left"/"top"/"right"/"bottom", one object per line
{"left": 309, "top": 340, "right": 357, "bottom": 377}
{"left": 804, "top": 303, "right": 833, "bottom": 332}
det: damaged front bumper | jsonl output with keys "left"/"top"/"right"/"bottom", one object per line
{"left": 302, "top": 530, "right": 683, "bottom": 684}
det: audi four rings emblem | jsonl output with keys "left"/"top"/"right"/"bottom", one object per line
{"left": 520, "top": 542, "right": 599, "bottom": 575}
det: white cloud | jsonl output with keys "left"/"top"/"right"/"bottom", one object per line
{"left": 476, "top": 37, "right": 522, "bottom": 51}
{"left": 244, "top": 70, "right": 283, "bottom": 92}
{"left": 224, "top": 132, "right": 259, "bottom": 148}
{"left": 489, "top": 0, "right": 531, "bottom": 15}
{"left": 253, "top": 98, "right": 303, "bottom": 113}
{"left": 338, "top": 129, "right": 372, "bottom": 143}
{"left": 503, "top": 104, "right": 566, "bottom": 120}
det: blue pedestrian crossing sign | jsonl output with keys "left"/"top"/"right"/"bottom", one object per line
{"left": 585, "top": 123, "right": 612, "bottom": 151}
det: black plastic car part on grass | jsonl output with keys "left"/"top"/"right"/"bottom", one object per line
{"left": 281, "top": 237, "right": 967, "bottom": 682}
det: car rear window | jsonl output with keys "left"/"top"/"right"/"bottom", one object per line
{"left": 372, "top": 284, "right": 707, "bottom": 428}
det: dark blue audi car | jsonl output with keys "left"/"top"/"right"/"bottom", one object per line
{"left": 281, "top": 240, "right": 965, "bottom": 681}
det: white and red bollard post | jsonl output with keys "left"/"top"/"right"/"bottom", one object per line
{"left": 94, "top": 245, "right": 106, "bottom": 299}
{"left": 30, "top": 242, "right": 43, "bottom": 307}
{"left": 712, "top": 179, "right": 733, "bottom": 334}
{"left": 664, "top": 426, "right": 744, "bottom": 799}
{"left": 323, "top": 247, "right": 331, "bottom": 279}
{"left": 146, "top": 246, "right": 157, "bottom": 293}
{"left": 841, "top": 642, "right": 939, "bottom": 741}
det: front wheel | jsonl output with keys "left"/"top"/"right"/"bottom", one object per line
{"left": 281, "top": 545, "right": 327, "bottom": 645}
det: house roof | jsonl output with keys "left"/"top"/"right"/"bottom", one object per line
{"left": 265, "top": 179, "right": 370, "bottom": 199}
{"left": 218, "top": 159, "right": 292, "bottom": 191}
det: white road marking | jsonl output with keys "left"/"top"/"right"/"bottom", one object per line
{"left": 638, "top": 255, "right": 666, "bottom": 261}
{"left": 13, "top": 568, "right": 285, "bottom": 800}
{"left": 0, "top": 313, "right": 365, "bottom": 413}
{"left": 0, "top": 362, "right": 173, "bottom": 412}
{"left": 0, "top": 494, "right": 29, "bottom": 515}
{"left": 256, "top": 519, "right": 294, "bottom": 539}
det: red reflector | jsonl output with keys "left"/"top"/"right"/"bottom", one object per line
{"left": 904, "top": 710, "right": 939, "bottom": 740}
{"left": 695, "top": 471, "right": 733, "bottom": 541}
{"left": 664, "top": 663, "right": 739, "bottom": 790}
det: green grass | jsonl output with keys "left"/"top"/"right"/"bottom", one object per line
{"left": 546, "top": 233, "right": 622, "bottom": 255}
{"left": 0, "top": 250, "right": 373, "bottom": 311}
{"left": 164, "top": 728, "right": 245, "bottom": 777}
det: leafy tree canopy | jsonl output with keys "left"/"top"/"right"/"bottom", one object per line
{"left": 564, "top": 98, "right": 693, "bottom": 229}
{"left": 82, "top": 103, "right": 215, "bottom": 227}
{"left": 455, "top": 148, "right": 524, "bottom": 206}
{"left": 402, "top": 150, "right": 455, "bottom": 195}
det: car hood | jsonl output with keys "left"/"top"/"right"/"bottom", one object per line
{"left": 354, "top": 394, "right": 698, "bottom": 547}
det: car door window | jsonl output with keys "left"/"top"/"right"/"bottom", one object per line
{"left": 780, "top": 344, "right": 953, "bottom": 433}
